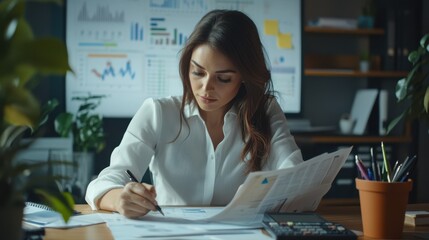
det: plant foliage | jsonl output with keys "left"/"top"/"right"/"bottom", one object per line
{"left": 388, "top": 33, "right": 429, "bottom": 133}
{"left": 55, "top": 93, "right": 106, "bottom": 153}
{"left": 0, "top": 0, "right": 74, "bottom": 221}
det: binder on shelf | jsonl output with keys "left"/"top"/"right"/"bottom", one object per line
{"left": 395, "top": 1, "right": 419, "bottom": 71}
{"left": 350, "top": 89, "right": 378, "bottom": 135}
{"left": 385, "top": 8, "right": 396, "bottom": 70}
{"left": 373, "top": 0, "right": 397, "bottom": 71}
{"left": 378, "top": 90, "right": 388, "bottom": 135}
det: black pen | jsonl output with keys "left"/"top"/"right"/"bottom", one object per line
{"left": 125, "top": 169, "right": 165, "bottom": 216}
{"left": 393, "top": 155, "right": 417, "bottom": 182}
{"left": 370, "top": 147, "right": 379, "bottom": 181}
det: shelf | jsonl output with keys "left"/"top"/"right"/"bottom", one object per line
{"left": 295, "top": 135, "right": 412, "bottom": 144}
{"left": 304, "top": 26, "right": 385, "bottom": 35}
{"left": 305, "top": 69, "right": 408, "bottom": 78}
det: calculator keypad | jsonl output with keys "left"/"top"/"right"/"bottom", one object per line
{"left": 265, "top": 221, "right": 355, "bottom": 239}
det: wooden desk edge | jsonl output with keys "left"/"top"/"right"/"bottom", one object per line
{"left": 45, "top": 200, "right": 429, "bottom": 240}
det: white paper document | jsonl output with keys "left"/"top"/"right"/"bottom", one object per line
{"left": 101, "top": 147, "right": 352, "bottom": 239}
{"left": 204, "top": 146, "right": 353, "bottom": 223}
{"left": 129, "top": 147, "right": 352, "bottom": 225}
{"left": 100, "top": 211, "right": 268, "bottom": 239}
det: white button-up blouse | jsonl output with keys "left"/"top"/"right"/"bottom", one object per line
{"left": 85, "top": 96, "right": 303, "bottom": 210}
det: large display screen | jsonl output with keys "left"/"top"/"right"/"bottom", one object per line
{"left": 66, "top": 0, "right": 302, "bottom": 117}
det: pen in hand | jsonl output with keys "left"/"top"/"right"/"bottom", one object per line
{"left": 125, "top": 169, "right": 165, "bottom": 216}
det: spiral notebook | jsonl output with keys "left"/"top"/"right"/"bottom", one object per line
{"left": 23, "top": 202, "right": 104, "bottom": 228}
{"left": 23, "top": 202, "right": 63, "bottom": 227}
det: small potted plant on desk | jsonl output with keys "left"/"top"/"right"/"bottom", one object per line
{"left": 0, "top": 0, "right": 74, "bottom": 239}
{"left": 55, "top": 93, "right": 106, "bottom": 201}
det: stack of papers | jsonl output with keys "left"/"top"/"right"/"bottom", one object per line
{"left": 99, "top": 210, "right": 267, "bottom": 239}
{"left": 100, "top": 147, "right": 353, "bottom": 239}
{"left": 405, "top": 211, "right": 429, "bottom": 226}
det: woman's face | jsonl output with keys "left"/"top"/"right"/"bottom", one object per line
{"left": 189, "top": 44, "right": 242, "bottom": 115}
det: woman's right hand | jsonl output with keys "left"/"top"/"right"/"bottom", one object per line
{"left": 116, "top": 182, "right": 159, "bottom": 218}
{"left": 99, "top": 182, "right": 159, "bottom": 218}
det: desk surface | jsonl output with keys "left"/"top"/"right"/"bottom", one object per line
{"left": 45, "top": 199, "right": 429, "bottom": 240}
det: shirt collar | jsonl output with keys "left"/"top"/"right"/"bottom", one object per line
{"left": 183, "top": 100, "right": 239, "bottom": 119}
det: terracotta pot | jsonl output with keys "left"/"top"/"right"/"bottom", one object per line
{"left": 356, "top": 178, "right": 412, "bottom": 239}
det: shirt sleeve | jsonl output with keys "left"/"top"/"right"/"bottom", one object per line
{"left": 85, "top": 98, "right": 159, "bottom": 210}
{"left": 264, "top": 98, "right": 303, "bottom": 170}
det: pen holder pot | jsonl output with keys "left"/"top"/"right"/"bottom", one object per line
{"left": 356, "top": 178, "right": 413, "bottom": 239}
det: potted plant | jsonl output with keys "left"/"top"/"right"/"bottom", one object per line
{"left": 359, "top": 51, "right": 370, "bottom": 72}
{"left": 54, "top": 93, "right": 106, "bottom": 199}
{"left": 387, "top": 33, "right": 429, "bottom": 133}
{"left": 0, "top": 0, "right": 74, "bottom": 239}
{"left": 358, "top": 0, "right": 375, "bottom": 29}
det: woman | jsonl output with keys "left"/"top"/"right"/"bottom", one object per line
{"left": 85, "top": 10, "right": 303, "bottom": 218}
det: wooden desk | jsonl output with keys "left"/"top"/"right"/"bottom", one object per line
{"left": 45, "top": 200, "right": 429, "bottom": 240}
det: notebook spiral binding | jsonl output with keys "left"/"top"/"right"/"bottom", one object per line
{"left": 25, "top": 202, "right": 54, "bottom": 211}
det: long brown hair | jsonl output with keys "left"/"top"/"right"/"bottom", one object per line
{"left": 178, "top": 10, "right": 274, "bottom": 173}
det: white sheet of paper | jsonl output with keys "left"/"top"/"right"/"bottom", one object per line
{"left": 206, "top": 147, "right": 352, "bottom": 223}
{"left": 44, "top": 213, "right": 105, "bottom": 228}
{"left": 99, "top": 212, "right": 262, "bottom": 239}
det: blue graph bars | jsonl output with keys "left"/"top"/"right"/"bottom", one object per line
{"left": 150, "top": 17, "right": 187, "bottom": 46}
{"left": 78, "top": 2, "right": 124, "bottom": 23}
{"left": 131, "top": 22, "right": 144, "bottom": 41}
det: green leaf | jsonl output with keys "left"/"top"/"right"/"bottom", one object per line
{"left": 395, "top": 78, "right": 407, "bottom": 101}
{"left": 3, "top": 86, "right": 40, "bottom": 129}
{"left": 34, "top": 189, "right": 75, "bottom": 222}
{"left": 9, "top": 16, "right": 34, "bottom": 46}
{"left": 14, "top": 64, "right": 36, "bottom": 86}
{"left": 54, "top": 112, "right": 74, "bottom": 137}
{"left": 0, "top": 124, "right": 27, "bottom": 148}
{"left": 15, "top": 38, "right": 72, "bottom": 75}
{"left": 424, "top": 86, "right": 429, "bottom": 114}
{"left": 0, "top": 16, "right": 35, "bottom": 80}
{"left": 387, "top": 111, "right": 407, "bottom": 134}
{"left": 0, "top": 1, "right": 25, "bottom": 53}
{"left": 408, "top": 50, "right": 420, "bottom": 65}
{"left": 419, "top": 33, "right": 429, "bottom": 49}
{"left": 39, "top": 98, "right": 59, "bottom": 127}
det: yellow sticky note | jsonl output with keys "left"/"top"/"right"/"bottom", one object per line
{"left": 277, "top": 33, "right": 292, "bottom": 49}
{"left": 264, "top": 20, "right": 279, "bottom": 35}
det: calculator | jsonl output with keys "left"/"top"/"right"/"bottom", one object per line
{"left": 262, "top": 212, "right": 357, "bottom": 240}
